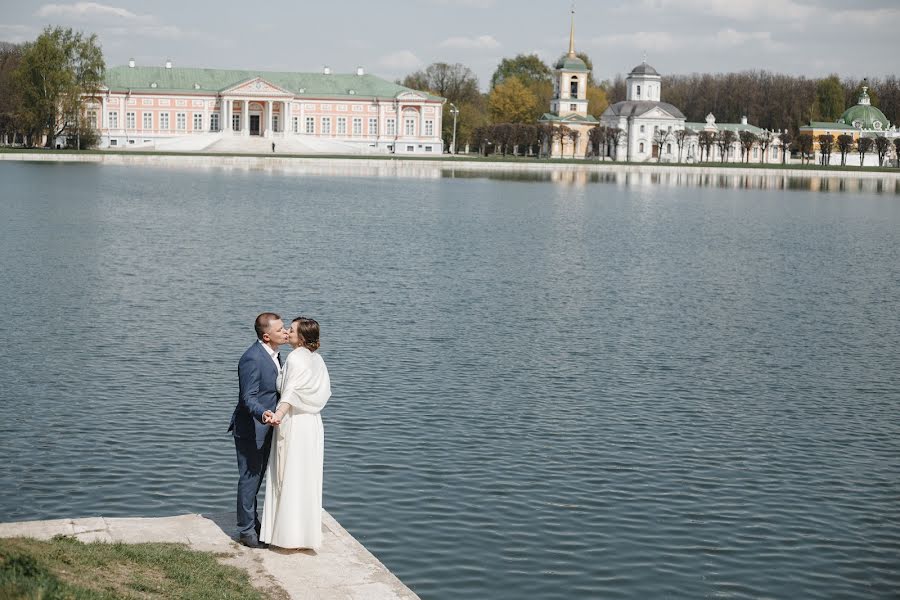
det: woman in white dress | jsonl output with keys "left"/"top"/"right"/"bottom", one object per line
{"left": 260, "top": 317, "right": 331, "bottom": 550}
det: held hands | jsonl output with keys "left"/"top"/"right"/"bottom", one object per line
{"left": 262, "top": 410, "right": 281, "bottom": 426}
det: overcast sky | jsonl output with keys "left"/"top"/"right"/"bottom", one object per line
{"left": 3, "top": 1, "right": 898, "bottom": 89}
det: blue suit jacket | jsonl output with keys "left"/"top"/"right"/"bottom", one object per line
{"left": 229, "top": 341, "right": 280, "bottom": 448}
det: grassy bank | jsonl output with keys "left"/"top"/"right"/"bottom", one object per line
{"left": 2, "top": 146, "right": 899, "bottom": 173}
{"left": 0, "top": 535, "right": 268, "bottom": 599}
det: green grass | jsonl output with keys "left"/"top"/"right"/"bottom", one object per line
{"left": 0, "top": 535, "right": 268, "bottom": 600}
{"left": 1, "top": 145, "right": 898, "bottom": 173}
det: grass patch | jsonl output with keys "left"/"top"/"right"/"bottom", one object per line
{"left": 0, "top": 535, "right": 268, "bottom": 599}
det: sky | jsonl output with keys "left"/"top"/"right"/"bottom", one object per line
{"left": 2, "top": 0, "right": 899, "bottom": 89}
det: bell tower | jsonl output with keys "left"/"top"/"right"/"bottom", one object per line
{"left": 550, "top": 8, "right": 589, "bottom": 118}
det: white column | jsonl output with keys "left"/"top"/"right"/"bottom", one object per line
{"left": 266, "top": 100, "right": 273, "bottom": 137}
{"left": 284, "top": 100, "right": 292, "bottom": 135}
{"left": 242, "top": 99, "right": 249, "bottom": 135}
{"left": 300, "top": 102, "right": 306, "bottom": 135}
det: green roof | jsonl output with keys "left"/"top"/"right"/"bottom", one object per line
{"left": 103, "top": 65, "right": 443, "bottom": 101}
{"left": 801, "top": 121, "right": 857, "bottom": 131}
{"left": 554, "top": 55, "right": 588, "bottom": 72}
{"left": 539, "top": 112, "right": 598, "bottom": 124}
{"left": 837, "top": 103, "right": 889, "bottom": 130}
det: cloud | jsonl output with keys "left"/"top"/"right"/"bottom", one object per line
{"left": 829, "top": 7, "right": 900, "bottom": 28}
{"left": 378, "top": 50, "right": 422, "bottom": 70}
{"left": 430, "top": 0, "right": 495, "bottom": 7}
{"left": 439, "top": 34, "right": 500, "bottom": 49}
{"left": 35, "top": 2, "right": 153, "bottom": 23}
{"left": 0, "top": 24, "right": 37, "bottom": 43}
{"left": 588, "top": 29, "right": 786, "bottom": 53}
{"left": 636, "top": 0, "right": 814, "bottom": 22}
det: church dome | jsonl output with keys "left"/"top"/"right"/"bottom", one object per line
{"left": 838, "top": 88, "right": 889, "bottom": 130}
{"left": 555, "top": 54, "right": 588, "bottom": 72}
{"left": 629, "top": 62, "right": 659, "bottom": 76}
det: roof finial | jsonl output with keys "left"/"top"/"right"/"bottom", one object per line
{"left": 567, "top": 2, "right": 576, "bottom": 58}
{"left": 642, "top": 49, "right": 647, "bottom": 64}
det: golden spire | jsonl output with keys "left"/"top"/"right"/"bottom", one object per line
{"left": 567, "top": 4, "right": 576, "bottom": 58}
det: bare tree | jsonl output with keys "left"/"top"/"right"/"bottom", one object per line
{"left": 715, "top": 130, "right": 736, "bottom": 163}
{"left": 568, "top": 128, "right": 581, "bottom": 159}
{"left": 757, "top": 130, "right": 774, "bottom": 163}
{"left": 606, "top": 127, "right": 624, "bottom": 161}
{"left": 893, "top": 138, "right": 900, "bottom": 168}
{"left": 835, "top": 134, "right": 853, "bottom": 166}
{"left": 588, "top": 125, "right": 607, "bottom": 160}
{"left": 739, "top": 131, "right": 758, "bottom": 163}
{"left": 779, "top": 131, "right": 793, "bottom": 164}
{"left": 857, "top": 137, "right": 873, "bottom": 165}
{"left": 816, "top": 134, "right": 834, "bottom": 166}
{"left": 698, "top": 130, "right": 716, "bottom": 162}
{"left": 673, "top": 128, "right": 690, "bottom": 163}
{"left": 797, "top": 133, "right": 814, "bottom": 165}
{"left": 652, "top": 128, "right": 671, "bottom": 162}
{"left": 874, "top": 136, "right": 890, "bottom": 166}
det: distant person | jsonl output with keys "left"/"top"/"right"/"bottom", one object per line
{"left": 272, "top": 142, "right": 276, "bottom": 153}
{"left": 260, "top": 317, "right": 331, "bottom": 551}
{"left": 228, "top": 312, "right": 288, "bottom": 548}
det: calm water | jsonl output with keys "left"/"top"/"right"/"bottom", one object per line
{"left": 1, "top": 161, "right": 898, "bottom": 599}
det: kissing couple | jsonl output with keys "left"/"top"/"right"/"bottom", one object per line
{"left": 228, "top": 312, "right": 332, "bottom": 550}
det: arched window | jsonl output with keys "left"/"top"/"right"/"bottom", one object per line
{"left": 570, "top": 76, "right": 579, "bottom": 97}
{"left": 666, "top": 143, "right": 671, "bottom": 154}
{"left": 639, "top": 142, "right": 645, "bottom": 153}
{"left": 636, "top": 84, "right": 641, "bottom": 98}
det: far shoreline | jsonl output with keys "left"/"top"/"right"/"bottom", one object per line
{"left": 2, "top": 147, "right": 899, "bottom": 182}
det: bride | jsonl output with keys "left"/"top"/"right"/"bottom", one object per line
{"left": 259, "top": 317, "right": 331, "bottom": 550}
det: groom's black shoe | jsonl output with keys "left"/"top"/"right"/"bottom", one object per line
{"left": 239, "top": 534, "right": 267, "bottom": 549}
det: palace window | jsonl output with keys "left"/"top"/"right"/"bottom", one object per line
{"left": 639, "top": 142, "right": 645, "bottom": 153}
{"left": 386, "top": 118, "right": 396, "bottom": 136}
{"left": 142, "top": 112, "right": 152, "bottom": 129}
{"left": 210, "top": 113, "right": 219, "bottom": 131}
{"left": 232, "top": 114, "right": 240, "bottom": 131}
{"left": 176, "top": 112, "right": 186, "bottom": 130}
{"left": 161, "top": 112, "right": 170, "bottom": 130}
{"left": 424, "top": 120, "right": 433, "bottom": 136}
{"left": 404, "top": 118, "right": 416, "bottom": 136}
{"left": 352, "top": 117, "right": 362, "bottom": 136}
{"left": 640, "top": 124, "right": 645, "bottom": 133}
{"left": 636, "top": 85, "right": 641, "bottom": 97}
{"left": 109, "top": 111, "right": 119, "bottom": 128}
{"left": 406, "top": 145, "right": 414, "bottom": 152}
{"left": 368, "top": 118, "right": 378, "bottom": 136}
{"left": 305, "top": 117, "right": 315, "bottom": 134}
{"left": 337, "top": 117, "right": 347, "bottom": 135}
{"left": 293, "top": 116, "right": 299, "bottom": 133}
{"left": 753, "top": 147, "right": 758, "bottom": 158}
{"left": 570, "top": 104, "right": 577, "bottom": 111}
{"left": 772, "top": 147, "right": 779, "bottom": 160}
{"left": 126, "top": 112, "right": 136, "bottom": 129}
{"left": 570, "top": 76, "right": 578, "bottom": 96}
{"left": 87, "top": 109, "right": 97, "bottom": 128}
{"left": 193, "top": 113, "right": 202, "bottom": 130}
{"left": 322, "top": 117, "right": 332, "bottom": 134}
{"left": 273, "top": 116, "right": 279, "bottom": 132}
{"left": 666, "top": 143, "right": 672, "bottom": 154}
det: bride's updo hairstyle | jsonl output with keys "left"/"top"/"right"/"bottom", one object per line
{"left": 293, "top": 317, "right": 321, "bottom": 352}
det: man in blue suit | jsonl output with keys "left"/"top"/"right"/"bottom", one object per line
{"left": 229, "top": 312, "right": 288, "bottom": 548}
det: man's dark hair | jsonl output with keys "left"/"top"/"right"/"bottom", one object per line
{"left": 254, "top": 312, "right": 281, "bottom": 339}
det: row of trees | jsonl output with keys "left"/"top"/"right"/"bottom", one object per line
{"left": 813, "top": 133, "right": 898, "bottom": 166}
{"left": 402, "top": 56, "right": 899, "bottom": 157}
{"left": 0, "top": 27, "right": 105, "bottom": 148}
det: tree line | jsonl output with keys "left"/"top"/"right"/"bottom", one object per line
{"left": 0, "top": 27, "right": 104, "bottom": 148}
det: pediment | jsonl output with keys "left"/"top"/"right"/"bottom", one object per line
{"left": 396, "top": 91, "right": 428, "bottom": 100}
{"left": 642, "top": 106, "right": 678, "bottom": 120}
{"left": 223, "top": 77, "right": 293, "bottom": 96}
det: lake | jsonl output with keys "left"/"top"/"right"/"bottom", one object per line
{"left": 0, "top": 160, "right": 898, "bottom": 599}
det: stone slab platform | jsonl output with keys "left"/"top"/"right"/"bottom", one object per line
{"left": 0, "top": 511, "right": 419, "bottom": 600}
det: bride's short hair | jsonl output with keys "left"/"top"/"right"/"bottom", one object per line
{"left": 293, "top": 317, "right": 321, "bottom": 351}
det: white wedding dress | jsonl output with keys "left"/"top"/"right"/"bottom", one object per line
{"left": 260, "top": 346, "right": 331, "bottom": 549}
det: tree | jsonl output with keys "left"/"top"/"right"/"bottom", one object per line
{"left": 567, "top": 128, "right": 581, "bottom": 159}
{"left": 606, "top": 127, "right": 624, "bottom": 161}
{"left": 758, "top": 130, "right": 774, "bottom": 163}
{"left": 894, "top": 138, "right": 900, "bottom": 168}
{"left": 816, "top": 134, "right": 834, "bottom": 165}
{"left": 0, "top": 42, "right": 25, "bottom": 145}
{"left": 652, "top": 128, "right": 670, "bottom": 162}
{"left": 813, "top": 75, "right": 845, "bottom": 122}
{"left": 551, "top": 124, "right": 571, "bottom": 158}
{"left": 488, "top": 77, "right": 540, "bottom": 124}
{"left": 874, "top": 136, "right": 890, "bottom": 166}
{"left": 836, "top": 134, "right": 854, "bottom": 166}
{"left": 15, "top": 26, "right": 104, "bottom": 148}
{"left": 715, "top": 130, "right": 736, "bottom": 163}
{"left": 779, "top": 131, "right": 793, "bottom": 164}
{"left": 796, "top": 133, "right": 814, "bottom": 165}
{"left": 588, "top": 125, "right": 605, "bottom": 160}
{"left": 698, "top": 130, "right": 716, "bottom": 162}
{"left": 739, "top": 130, "right": 758, "bottom": 163}
{"left": 857, "top": 137, "right": 873, "bottom": 166}
{"left": 490, "top": 54, "right": 552, "bottom": 89}
{"left": 586, "top": 85, "right": 608, "bottom": 118}
{"left": 401, "top": 62, "right": 481, "bottom": 150}
{"left": 673, "top": 128, "right": 690, "bottom": 163}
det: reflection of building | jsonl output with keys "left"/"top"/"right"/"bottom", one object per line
{"left": 800, "top": 86, "right": 898, "bottom": 166}
{"left": 83, "top": 61, "right": 444, "bottom": 154}
{"left": 538, "top": 12, "right": 597, "bottom": 158}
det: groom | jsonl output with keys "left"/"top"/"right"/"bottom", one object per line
{"left": 229, "top": 312, "right": 288, "bottom": 548}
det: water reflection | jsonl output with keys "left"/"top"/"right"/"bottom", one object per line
{"left": 442, "top": 167, "right": 900, "bottom": 194}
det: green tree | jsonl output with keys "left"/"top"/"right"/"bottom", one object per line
{"left": 813, "top": 75, "right": 844, "bottom": 122}
{"left": 0, "top": 42, "right": 25, "bottom": 144}
{"left": 488, "top": 77, "right": 540, "bottom": 124}
{"left": 15, "top": 26, "right": 104, "bottom": 147}
{"left": 490, "top": 54, "right": 552, "bottom": 89}
{"left": 401, "top": 62, "right": 480, "bottom": 151}
{"left": 586, "top": 85, "right": 608, "bottom": 118}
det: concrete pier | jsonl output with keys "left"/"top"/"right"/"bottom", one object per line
{"left": 0, "top": 511, "right": 419, "bottom": 600}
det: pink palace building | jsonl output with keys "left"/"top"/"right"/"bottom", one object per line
{"left": 84, "top": 60, "right": 445, "bottom": 154}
